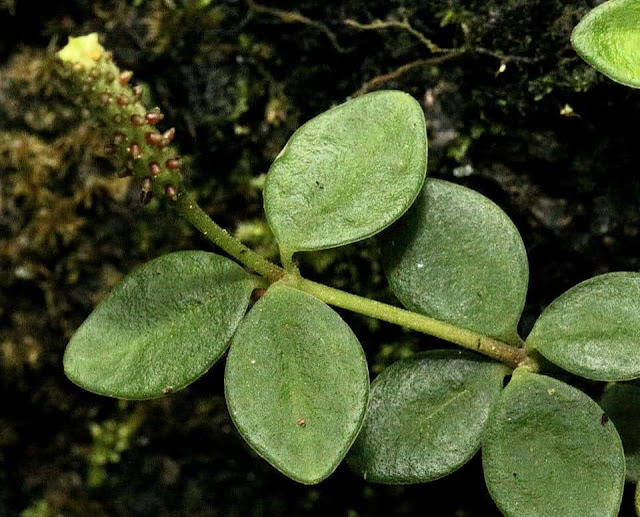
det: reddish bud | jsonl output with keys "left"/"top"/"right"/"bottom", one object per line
{"left": 116, "top": 94, "right": 130, "bottom": 106}
{"left": 162, "top": 128, "right": 175, "bottom": 143}
{"left": 130, "top": 114, "right": 145, "bottom": 126}
{"left": 119, "top": 71, "right": 133, "bottom": 86}
{"left": 145, "top": 132, "right": 164, "bottom": 147}
{"left": 166, "top": 157, "right": 181, "bottom": 170}
{"left": 145, "top": 110, "right": 164, "bottom": 125}
{"left": 148, "top": 162, "right": 161, "bottom": 177}
{"left": 165, "top": 184, "right": 178, "bottom": 201}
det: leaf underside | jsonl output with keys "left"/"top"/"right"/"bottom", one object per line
{"left": 224, "top": 283, "right": 370, "bottom": 484}
{"left": 348, "top": 349, "right": 508, "bottom": 484}
{"left": 483, "top": 370, "right": 625, "bottom": 517}
{"left": 64, "top": 251, "right": 256, "bottom": 399}
{"left": 600, "top": 382, "right": 640, "bottom": 482}
{"left": 383, "top": 178, "right": 528, "bottom": 345}
{"left": 526, "top": 272, "right": 640, "bottom": 381}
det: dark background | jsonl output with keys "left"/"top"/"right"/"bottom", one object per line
{"left": 1, "top": 0, "right": 639, "bottom": 515}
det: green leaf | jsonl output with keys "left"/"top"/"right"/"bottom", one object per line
{"left": 264, "top": 90, "right": 427, "bottom": 252}
{"left": 64, "top": 251, "right": 256, "bottom": 399}
{"left": 347, "top": 350, "right": 508, "bottom": 484}
{"left": 601, "top": 382, "right": 640, "bottom": 482}
{"left": 224, "top": 283, "right": 369, "bottom": 484}
{"left": 482, "top": 370, "right": 625, "bottom": 517}
{"left": 382, "top": 179, "right": 528, "bottom": 345}
{"left": 526, "top": 272, "right": 640, "bottom": 381}
{"left": 572, "top": 0, "right": 640, "bottom": 88}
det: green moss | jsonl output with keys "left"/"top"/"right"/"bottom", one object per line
{"left": 87, "top": 412, "right": 142, "bottom": 488}
{"left": 21, "top": 500, "right": 59, "bottom": 517}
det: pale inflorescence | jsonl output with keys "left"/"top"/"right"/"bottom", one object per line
{"left": 58, "top": 33, "right": 182, "bottom": 204}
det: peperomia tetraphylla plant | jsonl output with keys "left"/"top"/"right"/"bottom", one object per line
{"left": 57, "top": 1, "right": 639, "bottom": 514}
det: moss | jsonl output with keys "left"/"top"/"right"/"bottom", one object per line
{"left": 86, "top": 409, "right": 144, "bottom": 488}
{"left": 21, "top": 500, "right": 59, "bottom": 517}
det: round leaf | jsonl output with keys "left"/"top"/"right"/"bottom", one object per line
{"left": 383, "top": 179, "right": 528, "bottom": 345}
{"left": 64, "top": 251, "right": 257, "bottom": 399}
{"left": 601, "top": 382, "right": 640, "bottom": 482}
{"left": 347, "top": 350, "right": 508, "bottom": 484}
{"left": 264, "top": 90, "right": 427, "bottom": 252}
{"left": 526, "top": 272, "right": 640, "bottom": 381}
{"left": 572, "top": 0, "right": 640, "bottom": 88}
{"left": 224, "top": 284, "right": 369, "bottom": 484}
{"left": 483, "top": 370, "right": 625, "bottom": 517}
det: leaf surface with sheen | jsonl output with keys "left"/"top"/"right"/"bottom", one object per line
{"left": 225, "top": 284, "right": 369, "bottom": 484}
{"left": 64, "top": 251, "right": 257, "bottom": 399}
{"left": 526, "top": 272, "right": 640, "bottom": 381}
{"left": 483, "top": 370, "right": 625, "bottom": 517}
{"left": 264, "top": 90, "right": 427, "bottom": 252}
{"left": 383, "top": 179, "right": 528, "bottom": 345}
{"left": 601, "top": 382, "right": 640, "bottom": 481}
{"left": 348, "top": 350, "right": 508, "bottom": 483}
{"left": 572, "top": 0, "right": 640, "bottom": 88}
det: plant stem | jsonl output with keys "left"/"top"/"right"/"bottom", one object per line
{"left": 175, "top": 191, "right": 285, "bottom": 283}
{"left": 284, "top": 276, "right": 531, "bottom": 370}
{"left": 174, "top": 192, "right": 536, "bottom": 370}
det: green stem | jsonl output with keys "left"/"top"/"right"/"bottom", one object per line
{"left": 284, "top": 276, "right": 530, "bottom": 370}
{"left": 279, "top": 246, "right": 299, "bottom": 273}
{"left": 174, "top": 192, "right": 535, "bottom": 371}
{"left": 175, "top": 191, "right": 285, "bottom": 283}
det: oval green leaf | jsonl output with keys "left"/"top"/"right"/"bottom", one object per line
{"left": 224, "top": 283, "right": 369, "bottom": 484}
{"left": 382, "top": 179, "right": 528, "bottom": 345}
{"left": 483, "top": 370, "right": 625, "bottom": 517}
{"left": 264, "top": 90, "right": 427, "bottom": 252}
{"left": 347, "top": 350, "right": 508, "bottom": 484}
{"left": 601, "top": 382, "right": 640, "bottom": 482}
{"left": 64, "top": 251, "right": 257, "bottom": 399}
{"left": 572, "top": 0, "right": 640, "bottom": 88}
{"left": 526, "top": 272, "right": 640, "bottom": 381}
